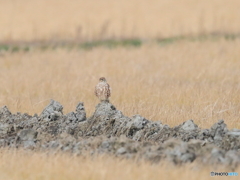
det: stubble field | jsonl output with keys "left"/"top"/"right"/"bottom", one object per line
{"left": 1, "top": 40, "right": 240, "bottom": 129}
{"left": 0, "top": 0, "right": 240, "bottom": 179}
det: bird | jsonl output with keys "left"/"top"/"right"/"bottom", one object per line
{"left": 95, "top": 77, "right": 111, "bottom": 102}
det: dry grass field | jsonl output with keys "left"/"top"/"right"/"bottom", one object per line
{"left": 0, "top": 0, "right": 240, "bottom": 42}
{"left": 0, "top": 149, "right": 239, "bottom": 180}
{"left": 1, "top": 40, "right": 240, "bottom": 129}
{"left": 1, "top": 0, "right": 240, "bottom": 179}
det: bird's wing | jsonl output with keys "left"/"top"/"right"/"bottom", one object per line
{"left": 107, "top": 83, "right": 111, "bottom": 97}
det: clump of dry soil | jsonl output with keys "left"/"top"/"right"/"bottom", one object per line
{"left": 1, "top": 100, "right": 240, "bottom": 169}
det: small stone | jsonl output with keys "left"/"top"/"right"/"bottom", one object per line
{"left": 117, "top": 147, "right": 127, "bottom": 154}
{"left": 17, "top": 129, "right": 38, "bottom": 141}
{"left": 128, "top": 115, "right": 149, "bottom": 130}
{"left": 227, "top": 132, "right": 240, "bottom": 137}
{"left": 23, "top": 140, "right": 36, "bottom": 149}
{"left": 40, "top": 100, "right": 63, "bottom": 121}
{"left": 181, "top": 120, "right": 198, "bottom": 131}
{"left": 0, "top": 106, "right": 11, "bottom": 116}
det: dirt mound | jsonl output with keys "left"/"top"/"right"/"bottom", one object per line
{"left": 1, "top": 100, "right": 240, "bottom": 168}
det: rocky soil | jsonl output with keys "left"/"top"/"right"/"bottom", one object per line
{"left": 1, "top": 100, "right": 240, "bottom": 169}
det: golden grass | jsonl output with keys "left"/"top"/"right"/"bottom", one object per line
{"left": 1, "top": 1, "right": 240, "bottom": 179}
{"left": 0, "top": 39, "right": 240, "bottom": 129}
{"left": 0, "top": 149, "right": 238, "bottom": 180}
{"left": 0, "top": 0, "right": 240, "bottom": 42}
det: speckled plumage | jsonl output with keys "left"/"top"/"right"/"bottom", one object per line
{"left": 95, "top": 77, "right": 111, "bottom": 102}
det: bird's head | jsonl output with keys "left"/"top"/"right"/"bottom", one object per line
{"left": 99, "top": 77, "right": 107, "bottom": 82}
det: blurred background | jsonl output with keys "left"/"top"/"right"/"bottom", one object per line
{"left": 0, "top": 0, "right": 240, "bottom": 42}
{"left": 0, "top": 0, "right": 240, "bottom": 128}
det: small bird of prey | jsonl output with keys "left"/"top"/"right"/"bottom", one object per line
{"left": 95, "top": 77, "right": 111, "bottom": 102}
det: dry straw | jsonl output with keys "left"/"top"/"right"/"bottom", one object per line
{"left": 0, "top": 0, "right": 240, "bottom": 41}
